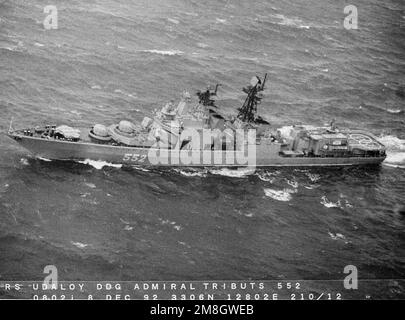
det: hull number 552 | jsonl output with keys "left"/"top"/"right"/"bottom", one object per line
{"left": 123, "top": 153, "right": 147, "bottom": 162}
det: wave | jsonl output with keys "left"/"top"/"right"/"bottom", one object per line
{"left": 167, "top": 18, "right": 180, "bottom": 24}
{"left": 215, "top": 18, "right": 227, "bottom": 24}
{"left": 305, "top": 172, "right": 321, "bottom": 182}
{"left": 263, "top": 188, "right": 293, "bottom": 201}
{"left": 0, "top": 46, "right": 18, "bottom": 52}
{"left": 84, "top": 182, "right": 96, "bottom": 189}
{"left": 79, "top": 159, "right": 122, "bottom": 170}
{"left": 139, "top": 49, "right": 184, "bottom": 56}
{"left": 285, "top": 179, "right": 298, "bottom": 188}
{"left": 328, "top": 232, "right": 346, "bottom": 241}
{"left": 173, "top": 168, "right": 207, "bottom": 177}
{"left": 256, "top": 172, "right": 275, "bottom": 183}
{"left": 320, "top": 196, "right": 341, "bottom": 208}
{"left": 270, "top": 14, "right": 310, "bottom": 29}
{"left": 0, "top": 40, "right": 25, "bottom": 52}
{"left": 20, "top": 158, "right": 29, "bottom": 166}
{"left": 210, "top": 167, "right": 255, "bottom": 178}
{"left": 304, "top": 185, "right": 320, "bottom": 190}
{"left": 197, "top": 42, "right": 208, "bottom": 48}
{"left": 158, "top": 218, "right": 182, "bottom": 231}
{"left": 71, "top": 241, "right": 89, "bottom": 249}
{"left": 131, "top": 165, "right": 150, "bottom": 172}
{"left": 387, "top": 109, "right": 403, "bottom": 114}
{"left": 37, "top": 157, "right": 52, "bottom": 162}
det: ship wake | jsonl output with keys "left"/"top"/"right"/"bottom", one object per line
{"left": 378, "top": 135, "right": 405, "bottom": 168}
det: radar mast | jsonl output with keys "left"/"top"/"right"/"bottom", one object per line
{"left": 237, "top": 73, "right": 267, "bottom": 123}
{"left": 196, "top": 84, "right": 221, "bottom": 107}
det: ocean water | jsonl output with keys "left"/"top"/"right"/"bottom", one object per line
{"left": 0, "top": 0, "right": 404, "bottom": 298}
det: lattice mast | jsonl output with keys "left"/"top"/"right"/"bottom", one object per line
{"left": 196, "top": 84, "right": 221, "bottom": 107}
{"left": 237, "top": 74, "right": 267, "bottom": 123}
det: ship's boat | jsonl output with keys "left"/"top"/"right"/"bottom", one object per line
{"left": 6, "top": 74, "right": 387, "bottom": 167}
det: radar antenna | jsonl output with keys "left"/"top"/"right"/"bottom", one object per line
{"left": 8, "top": 117, "right": 14, "bottom": 133}
{"left": 196, "top": 84, "right": 221, "bottom": 107}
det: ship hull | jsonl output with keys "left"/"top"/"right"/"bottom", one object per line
{"left": 8, "top": 133, "right": 386, "bottom": 167}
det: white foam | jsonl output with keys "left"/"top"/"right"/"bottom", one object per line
{"left": 286, "top": 179, "right": 298, "bottom": 188}
{"left": 256, "top": 172, "right": 275, "bottom": 183}
{"left": 197, "top": 42, "right": 208, "bottom": 48}
{"left": 119, "top": 218, "right": 130, "bottom": 224}
{"left": 71, "top": 241, "right": 89, "bottom": 249}
{"left": 305, "top": 172, "right": 321, "bottom": 182}
{"left": 140, "top": 49, "right": 184, "bottom": 56}
{"left": 304, "top": 185, "right": 320, "bottom": 189}
{"left": 20, "top": 158, "right": 29, "bottom": 166}
{"left": 383, "top": 163, "right": 405, "bottom": 169}
{"left": 167, "top": 18, "right": 179, "bottom": 24}
{"left": 237, "top": 57, "right": 259, "bottom": 62}
{"left": 344, "top": 199, "right": 353, "bottom": 208}
{"left": 37, "top": 157, "right": 52, "bottom": 162}
{"left": 79, "top": 159, "right": 122, "bottom": 170}
{"left": 173, "top": 168, "right": 207, "bottom": 177}
{"left": 1, "top": 46, "right": 18, "bottom": 52}
{"left": 215, "top": 18, "right": 227, "bottom": 24}
{"left": 70, "top": 110, "right": 82, "bottom": 116}
{"left": 84, "top": 182, "right": 96, "bottom": 189}
{"left": 320, "top": 196, "right": 341, "bottom": 208}
{"left": 272, "top": 14, "right": 310, "bottom": 29}
{"left": 34, "top": 42, "right": 44, "bottom": 47}
{"left": 160, "top": 219, "right": 171, "bottom": 225}
{"left": 183, "top": 12, "right": 199, "bottom": 17}
{"left": 284, "top": 188, "right": 298, "bottom": 194}
{"left": 159, "top": 218, "right": 182, "bottom": 231}
{"left": 328, "top": 232, "right": 346, "bottom": 241}
{"left": 210, "top": 167, "right": 255, "bottom": 178}
{"left": 264, "top": 188, "right": 292, "bottom": 201}
{"left": 383, "top": 152, "right": 405, "bottom": 168}
{"left": 378, "top": 135, "right": 405, "bottom": 150}
{"left": 387, "top": 109, "right": 402, "bottom": 114}
{"left": 131, "top": 165, "right": 150, "bottom": 172}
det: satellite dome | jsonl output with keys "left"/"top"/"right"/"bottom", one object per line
{"left": 118, "top": 120, "right": 135, "bottom": 134}
{"left": 93, "top": 124, "right": 109, "bottom": 137}
{"left": 89, "top": 124, "right": 111, "bottom": 141}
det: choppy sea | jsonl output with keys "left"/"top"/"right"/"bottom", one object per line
{"left": 0, "top": 0, "right": 404, "bottom": 299}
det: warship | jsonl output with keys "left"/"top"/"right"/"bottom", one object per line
{"left": 7, "top": 74, "right": 386, "bottom": 167}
